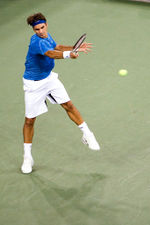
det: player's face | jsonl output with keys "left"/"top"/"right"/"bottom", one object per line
{"left": 33, "top": 23, "right": 48, "bottom": 38}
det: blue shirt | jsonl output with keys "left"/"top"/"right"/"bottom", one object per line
{"left": 23, "top": 33, "right": 57, "bottom": 80}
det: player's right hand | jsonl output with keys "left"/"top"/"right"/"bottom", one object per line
{"left": 70, "top": 52, "right": 79, "bottom": 59}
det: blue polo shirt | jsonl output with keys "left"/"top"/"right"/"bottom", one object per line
{"left": 23, "top": 33, "right": 57, "bottom": 80}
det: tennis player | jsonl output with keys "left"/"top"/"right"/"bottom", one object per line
{"left": 21, "top": 12, "right": 100, "bottom": 174}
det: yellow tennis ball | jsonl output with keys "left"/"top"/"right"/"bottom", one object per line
{"left": 118, "top": 69, "right": 128, "bottom": 76}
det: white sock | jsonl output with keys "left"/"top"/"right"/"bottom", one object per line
{"left": 78, "top": 122, "right": 92, "bottom": 136}
{"left": 24, "top": 143, "right": 32, "bottom": 158}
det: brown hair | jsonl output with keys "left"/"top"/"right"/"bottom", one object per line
{"left": 27, "top": 12, "right": 47, "bottom": 26}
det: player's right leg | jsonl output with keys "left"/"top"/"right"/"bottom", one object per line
{"left": 22, "top": 77, "right": 49, "bottom": 174}
{"left": 21, "top": 117, "right": 36, "bottom": 174}
{"left": 23, "top": 117, "right": 36, "bottom": 143}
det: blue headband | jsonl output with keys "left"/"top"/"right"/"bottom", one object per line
{"left": 32, "top": 20, "right": 46, "bottom": 27}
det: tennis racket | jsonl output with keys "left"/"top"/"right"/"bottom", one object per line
{"left": 73, "top": 33, "right": 86, "bottom": 52}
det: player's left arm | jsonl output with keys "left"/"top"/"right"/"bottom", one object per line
{"left": 55, "top": 43, "right": 92, "bottom": 53}
{"left": 55, "top": 45, "right": 73, "bottom": 51}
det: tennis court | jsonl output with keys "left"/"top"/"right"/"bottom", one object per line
{"left": 1, "top": 0, "right": 150, "bottom": 224}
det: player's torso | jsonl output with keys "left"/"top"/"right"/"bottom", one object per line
{"left": 24, "top": 33, "right": 56, "bottom": 80}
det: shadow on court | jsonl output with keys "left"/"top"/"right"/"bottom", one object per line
{"left": 29, "top": 173, "right": 111, "bottom": 225}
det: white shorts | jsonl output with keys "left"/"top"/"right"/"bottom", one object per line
{"left": 23, "top": 72, "right": 70, "bottom": 118}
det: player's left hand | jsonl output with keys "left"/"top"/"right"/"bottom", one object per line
{"left": 78, "top": 42, "right": 92, "bottom": 53}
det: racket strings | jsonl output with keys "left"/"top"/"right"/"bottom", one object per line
{"left": 73, "top": 33, "right": 86, "bottom": 52}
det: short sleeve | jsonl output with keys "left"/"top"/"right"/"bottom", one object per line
{"left": 39, "top": 38, "right": 57, "bottom": 55}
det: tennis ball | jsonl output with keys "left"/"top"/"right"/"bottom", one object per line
{"left": 118, "top": 69, "right": 128, "bottom": 76}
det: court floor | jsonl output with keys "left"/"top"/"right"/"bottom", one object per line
{"left": 0, "top": 0, "right": 150, "bottom": 224}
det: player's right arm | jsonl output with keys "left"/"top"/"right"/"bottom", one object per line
{"left": 44, "top": 50, "right": 78, "bottom": 59}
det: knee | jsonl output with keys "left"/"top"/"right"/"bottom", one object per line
{"left": 24, "top": 117, "right": 36, "bottom": 127}
{"left": 62, "top": 101, "right": 74, "bottom": 112}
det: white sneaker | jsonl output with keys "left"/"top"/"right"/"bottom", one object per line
{"left": 82, "top": 132, "right": 100, "bottom": 151}
{"left": 21, "top": 157, "right": 34, "bottom": 174}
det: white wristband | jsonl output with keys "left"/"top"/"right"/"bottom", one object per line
{"left": 63, "top": 51, "right": 71, "bottom": 59}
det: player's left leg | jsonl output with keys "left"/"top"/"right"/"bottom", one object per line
{"left": 61, "top": 101, "right": 83, "bottom": 125}
{"left": 46, "top": 73, "right": 100, "bottom": 150}
{"left": 61, "top": 101, "right": 100, "bottom": 150}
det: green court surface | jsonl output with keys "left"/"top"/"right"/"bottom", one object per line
{"left": 1, "top": 0, "right": 150, "bottom": 224}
